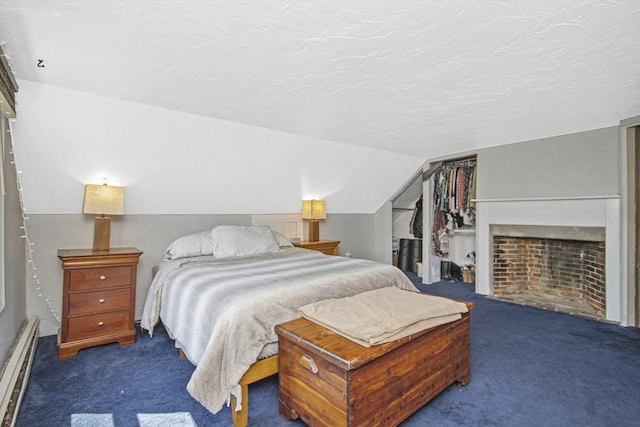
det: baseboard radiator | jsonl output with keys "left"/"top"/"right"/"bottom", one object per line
{"left": 0, "top": 316, "right": 39, "bottom": 427}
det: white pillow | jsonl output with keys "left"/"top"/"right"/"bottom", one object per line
{"left": 271, "top": 230, "right": 293, "bottom": 247}
{"left": 164, "top": 231, "right": 215, "bottom": 260}
{"left": 211, "top": 225, "right": 280, "bottom": 258}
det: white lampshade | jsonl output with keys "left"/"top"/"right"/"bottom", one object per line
{"left": 82, "top": 184, "right": 124, "bottom": 216}
{"left": 301, "top": 200, "right": 326, "bottom": 220}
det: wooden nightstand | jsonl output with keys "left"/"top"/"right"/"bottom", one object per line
{"left": 293, "top": 240, "right": 340, "bottom": 256}
{"left": 57, "top": 247, "right": 143, "bottom": 358}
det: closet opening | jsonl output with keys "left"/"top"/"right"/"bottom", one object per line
{"left": 427, "top": 156, "right": 477, "bottom": 283}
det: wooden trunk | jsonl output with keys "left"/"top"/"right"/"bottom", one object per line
{"left": 276, "top": 302, "right": 473, "bottom": 427}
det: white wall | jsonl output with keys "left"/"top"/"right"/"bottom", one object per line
{"left": 477, "top": 127, "right": 620, "bottom": 199}
{"left": 11, "top": 81, "right": 423, "bottom": 216}
{"left": 8, "top": 81, "right": 427, "bottom": 336}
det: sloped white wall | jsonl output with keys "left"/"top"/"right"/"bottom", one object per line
{"left": 10, "top": 80, "right": 423, "bottom": 216}
{"left": 9, "top": 81, "right": 425, "bottom": 336}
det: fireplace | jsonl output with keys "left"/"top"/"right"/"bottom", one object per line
{"left": 492, "top": 233, "right": 606, "bottom": 319}
{"left": 475, "top": 197, "right": 622, "bottom": 324}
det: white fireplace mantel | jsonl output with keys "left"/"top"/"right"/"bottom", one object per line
{"left": 475, "top": 196, "right": 622, "bottom": 323}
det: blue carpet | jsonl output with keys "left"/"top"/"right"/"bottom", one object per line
{"left": 17, "top": 274, "right": 640, "bottom": 426}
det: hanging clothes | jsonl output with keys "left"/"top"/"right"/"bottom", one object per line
{"left": 430, "top": 159, "right": 477, "bottom": 257}
{"left": 431, "top": 168, "right": 449, "bottom": 256}
{"left": 409, "top": 195, "right": 423, "bottom": 238}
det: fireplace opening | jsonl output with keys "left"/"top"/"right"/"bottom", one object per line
{"left": 492, "top": 235, "right": 606, "bottom": 320}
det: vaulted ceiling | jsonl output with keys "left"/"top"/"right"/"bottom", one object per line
{"left": 1, "top": 0, "right": 638, "bottom": 160}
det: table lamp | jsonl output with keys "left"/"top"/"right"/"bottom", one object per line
{"left": 82, "top": 183, "right": 124, "bottom": 251}
{"left": 301, "top": 199, "right": 326, "bottom": 242}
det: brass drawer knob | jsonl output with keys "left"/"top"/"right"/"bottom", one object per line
{"left": 97, "top": 321, "right": 104, "bottom": 327}
{"left": 98, "top": 298, "right": 105, "bottom": 304}
{"left": 99, "top": 275, "right": 107, "bottom": 281}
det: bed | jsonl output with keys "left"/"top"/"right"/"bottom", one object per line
{"left": 140, "top": 225, "right": 418, "bottom": 426}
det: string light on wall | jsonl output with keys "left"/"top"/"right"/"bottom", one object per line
{"left": 7, "top": 119, "right": 60, "bottom": 323}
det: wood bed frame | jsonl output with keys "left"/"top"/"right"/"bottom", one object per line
{"left": 179, "top": 350, "right": 279, "bottom": 427}
{"left": 230, "top": 355, "right": 279, "bottom": 427}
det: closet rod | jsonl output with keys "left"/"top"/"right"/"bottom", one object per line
{"left": 442, "top": 156, "right": 476, "bottom": 168}
{"left": 425, "top": 156, "right": 477, "bottom": 182}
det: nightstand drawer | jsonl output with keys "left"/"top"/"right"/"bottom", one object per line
{"left": 68, "top": 288, "right": 131, "bottom": 316}
{"left": 69, "top": 266, "right": 133, "bottom": 291}
{"left": 67, "top": 310, "right": 132, "bottom": 341}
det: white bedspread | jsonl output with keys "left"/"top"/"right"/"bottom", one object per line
{"left": 140, "top": 247, "right": 418, "bottom": 414}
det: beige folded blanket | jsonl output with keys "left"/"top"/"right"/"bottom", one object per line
{"left": 299, "top": 287, "right": 468, "bottom": 347}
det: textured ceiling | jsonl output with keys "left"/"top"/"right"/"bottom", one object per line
{"left": 0, "top": 0, "right": 638, "bottom": 158}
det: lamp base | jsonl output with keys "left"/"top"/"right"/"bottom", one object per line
{"left": 308, "top": 220, "right": 320, "bottom": 242}
{"left": 93, "top": 216, "right": 111, "bottom": 251}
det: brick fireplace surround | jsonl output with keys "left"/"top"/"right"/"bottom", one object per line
{"left": 492, "top": 235, "right": 606, "bottom": 319}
